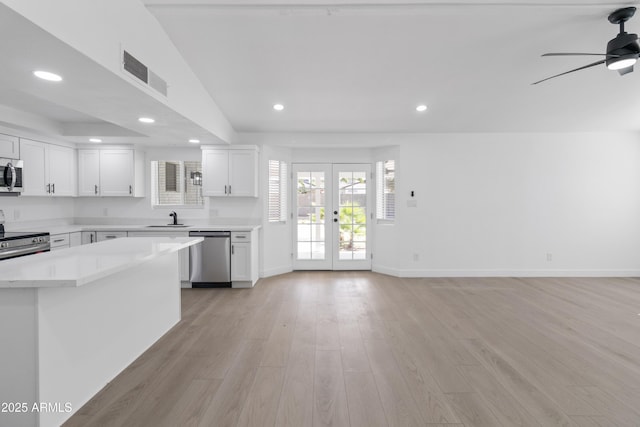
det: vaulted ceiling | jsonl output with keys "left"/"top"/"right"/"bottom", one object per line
{"left": 2, "top": 1, "right": 640, "bottom": 146}
{"left": 145, "top": 0, "right": 640, "bottom": 133}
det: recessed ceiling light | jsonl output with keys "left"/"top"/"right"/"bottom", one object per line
{"left": 273, "top": 104, "right": 284, "bottom": 111}
{"left": 416, "top": 104, "right": 428, "bottom": 112}
{"left": 89, "top": 138, "right": 102, "bottom": 143}
{"left": 189, "top": 139, "right": 200, "bottom": 143}
{"left": 138, "top": 117, "right": 155, "bottom": 124}
{"left": 33, "top": 70, "right": 62, "bottom": 82}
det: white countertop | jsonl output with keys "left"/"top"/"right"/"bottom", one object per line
{"left": 13, "top": 224, "right": 261, "bottom": 235}
{"left": 0, "top": 237, "right": 203, "bottom": 289}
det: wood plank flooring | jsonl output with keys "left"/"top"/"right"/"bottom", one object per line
{"left": 64, "top": 272, "right": 640, "bottom": 427}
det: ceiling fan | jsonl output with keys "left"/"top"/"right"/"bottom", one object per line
{"left": 533, "top": 7, "right": 640, "bottom": 85}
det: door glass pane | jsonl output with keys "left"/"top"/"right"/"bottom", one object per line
{"left": 297, "top": 171, "right": 326, "bottom": 260}
{"left": 338, "top": 170, "right": 367, "bottom": 262}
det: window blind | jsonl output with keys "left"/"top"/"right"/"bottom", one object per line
{"left": 376, "top": 160, "right": 395, "bottom": 221}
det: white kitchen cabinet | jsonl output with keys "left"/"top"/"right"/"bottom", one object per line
{"left": 231, "top": 230, "right": 259, "bottom": 288}
{"left": 0, "top": 133, "right": 19, "bottom": 158}
{"left": 78, "top": 150, "right": 100, "bottom": 196}
{"left": 69, "top": 232, "right": 82, "bottom": 247}
{"left": 96, "top": 231, "right": 128, "bottom": 242}
{"left": 77, "top": 148, "right": 144, "bottom": 197}
{"left": 20, "top": 139, "right": 76, "bottom": 197}
{"left": 50, "top": 233, "right": 70, "bottom": 251}
{"left": 128, "top": 231, "right": 190, "bottom": 283}
{"left": 81, "top": 231, "right": 97, "bottom": 245}
{"left": 202, "top": 146, "right": 258, "bottom": 197}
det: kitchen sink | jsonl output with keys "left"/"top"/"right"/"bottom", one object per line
{"left": 146, "top": 224, "right": 190, "bottom": 228}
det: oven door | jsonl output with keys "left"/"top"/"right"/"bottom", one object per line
{"left": 0, "top": 159, "right": 23, "bottom": 193}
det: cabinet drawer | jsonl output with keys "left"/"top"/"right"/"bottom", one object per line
{"left": 96, "top": 231, "right": 128, "bottom": 242}
{"left": 231, "top": 232, "right": 251, "bottom": 243}
{"left": 50, "top": 233, "right": 70, "bottom": 248}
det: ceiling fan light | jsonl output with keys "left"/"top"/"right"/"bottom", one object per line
{"left": 607, "top": 56, "right": 637, "bottom": 70}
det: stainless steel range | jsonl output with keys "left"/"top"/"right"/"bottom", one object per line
{"left": 0, "top": 227, "right": 50, "bottom": 260}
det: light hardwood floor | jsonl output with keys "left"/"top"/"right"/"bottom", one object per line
{"left": 64, "top": 272, "right": 640, "bottom": 427}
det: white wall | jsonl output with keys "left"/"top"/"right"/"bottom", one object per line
{"left": 4, "top": 132, "right": 640, "bottom": 278}
{"left": 389, "top": 132, "right": 640, "bottom": 276}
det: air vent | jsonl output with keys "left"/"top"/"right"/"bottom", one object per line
{"left": 122, "top": 49, "right": 167, "bottom": 98}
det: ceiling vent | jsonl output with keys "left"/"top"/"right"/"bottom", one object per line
{"left": 122, "top": 49, "right": 168, "bottom": 97}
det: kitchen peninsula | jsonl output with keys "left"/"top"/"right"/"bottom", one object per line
{"left": 0, "top": 236, "right": 203, "bottom": 427}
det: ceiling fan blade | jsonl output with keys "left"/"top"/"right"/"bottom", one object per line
{"left": 532, "top": 59, "right": 606, "bottom": 85}
{"left": 542, "top": 53, "right": 619, "bottom": 57}
{"left": 618, "top": 64, "right": 634, "bottom": 75}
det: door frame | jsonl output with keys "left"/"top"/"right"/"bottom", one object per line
{"left": 291, "top": 163, "right": 372, "bottom": 271}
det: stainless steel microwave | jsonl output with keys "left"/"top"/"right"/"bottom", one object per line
{"left": 0, "top": 158, "right": 23, "bottom": 194}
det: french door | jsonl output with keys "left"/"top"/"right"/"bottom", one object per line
{"left": 292, "top": 163, "right": 372, "bottom": 270}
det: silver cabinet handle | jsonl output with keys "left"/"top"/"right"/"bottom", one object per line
{"left": 224, "top": 185, "right": 227, "bottom": 194}
{"left": 228, "top": 185, "right": 231, "bottom": 194}
{"left": 94, "top": 184, "right": 98, "bottom": 195}
{"left": 90, "top": 234, "right": 94, "bottom": 243}
{"left": 52, "top": 183, "right": 55, "bottom": 194}
{"left": 46, "top": 183, "right": 51, "bottom": 194}
{"left": 105, "top": 235, "right": 117, "bottom": 239}
{"left": 129, "top": 185, "right": 132, "bottom": 195}
{"left": 231, "top": 244, "right": 234, "bottom": 255}
{"left": 53, "top": 238, "right": 65, "bottom": 243}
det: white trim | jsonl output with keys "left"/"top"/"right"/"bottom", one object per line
{"left": 389, "top": 269, "right": 640, "bottom": 278}
{"left": 260, "top": 265, "right": 294, "bottom": 278}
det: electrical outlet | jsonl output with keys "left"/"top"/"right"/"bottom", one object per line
{"left": 413, "top": 253, "right": 419, "bottom": 261}
{"left": 103, "top": 208, "right": 109, "bottom": 217}
{"left": 14, "top": 209, "right": 20, "bottom": 220}
{"left": 546, "top": 253, "right": 553, "bottom": 262}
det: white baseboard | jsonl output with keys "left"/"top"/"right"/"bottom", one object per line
{"left": 392, "top": 269, "right": 640, "bottom": 278}
{"left": 260, "top": 265, "right": 293, "bottom": 278}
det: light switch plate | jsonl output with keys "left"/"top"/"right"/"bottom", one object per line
{"left": 407, "top": 200, "right": 418, "bottom": 208}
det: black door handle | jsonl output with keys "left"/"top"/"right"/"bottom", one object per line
{"left": 333, "top": 218, "right": 338, "bottom": 222}
{"left": 333, "top": 210, "right": 338, "bottom": 215}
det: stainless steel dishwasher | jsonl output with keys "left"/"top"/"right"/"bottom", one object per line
{"left": 189, "top": 231, "right": 231, "bottom": 288}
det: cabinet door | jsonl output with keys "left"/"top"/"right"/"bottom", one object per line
{"left": 48, "top": 145, "right": 76, "bottom": 196}
{"left": 0, "top": 134, "right": 19, "bottom": 158}
{"left": 78, "top": 150, "right": 100, "bottom": 196}
{"left": 231, "top": 242, "right": 251, "bottom": 281}
{"left": 228, "top": 150, "right": 257, "bottom": 197}
{"left": 96, "top": 231, "right": 128, "bottom": 242}
{"left": 81, "top": 231, "right": 97, "bottom": 245}
{"left": 100, "top": 150, "right": 134, "bottom": 196}
{"left": 202, "top": 150, "right": 229, "bottom": 197}
{"left": 20, "top": 139, "right": 48, "bottom": 196}
{"left": 69, "top": 232, "right": 82, "bottom": 247}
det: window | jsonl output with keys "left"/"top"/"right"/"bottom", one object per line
{"left": 268, "top": 160, "right": 288, "bottom": 222}
{"left": 376, "top": 160, "right": 395, "bottom": 221}
{"left": 165, "top": 162, "right": 178, "bottom": 192}
{"left": 151, "top": 161, "right": 204, "bottom": 207}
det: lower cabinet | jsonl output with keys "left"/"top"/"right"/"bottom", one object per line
{"left": 96, "top": 231, "right": 128, "bottom": 242}
{"left": 50, "top": 232, "right": 82, "bottom": 251}
{"left": 81, "top": 231, "right": 97, "bottom": 245}
{"left": 231, "top": 230, "right": 259, "bottom": 288}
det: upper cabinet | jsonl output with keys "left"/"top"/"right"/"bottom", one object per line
{"left": 202, "top": 146, "right": 258, "bottom": 197}
{"left": 0, "top": 134, "right": 19, "bottom": 159}
{"left": 20, "top": 139, "right": 76, "bottom": 197}
{"left": 78, "top": 148, "right": 144, "bottom": 197}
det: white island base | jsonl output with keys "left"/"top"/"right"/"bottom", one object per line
{"left": 0, "top": 237, "right": 202, "bottom": 427}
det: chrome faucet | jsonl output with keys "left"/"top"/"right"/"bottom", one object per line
{"left": 169, "top": 211, "right": 178, "bottom": 225}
